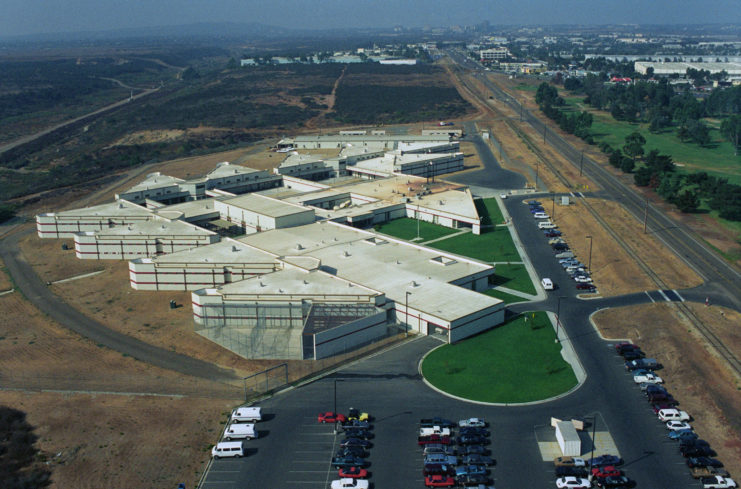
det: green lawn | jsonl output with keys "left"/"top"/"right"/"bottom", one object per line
{"left": 490, "top": 263, "right": 536, "bottom": 295}
{"left": 475, "top": 197, "right": 505, "bottom": 225}
{"left": 374, "top": 218, "right": 459, "bottom": 241}
{"left": 585, "top": 108, "right": 741, "bottom": 185}
{"left": 430, "top": 227, "right": 519, "bottom": 263}
{"left": 421, "top": 312, "right": 578, "bottom": 403}
{"left": 482, "top": 288, "right": 529, "bottom": 304}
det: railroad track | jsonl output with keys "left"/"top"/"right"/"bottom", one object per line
{"left": 449, "top": 56, "right": 741, "bottom": 378}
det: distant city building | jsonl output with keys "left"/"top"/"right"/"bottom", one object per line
{"left": 634, "top": 61, "right": 741, "bottom": 76}
{"left": 479, "top": 47, "right": 510, "bottom": 62}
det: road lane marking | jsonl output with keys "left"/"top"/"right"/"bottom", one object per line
{"left": 645, "top": 291, "right": 655, "bottom": 303}
{"left": 657, "top": 289, "right": 670, "bottom": 302}
{"left": 673, "top": 289, "right": 685, "bottom": 302}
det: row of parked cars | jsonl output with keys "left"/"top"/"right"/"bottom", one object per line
{"left": 617, "top": 342, "right": 736, "bottom": 489}
{"left": 553, "top": 454, "right": 628, "bottom": 488}
{"left": 211, "top": 406, "right": 263, "bottom": 459}
{"left": 526, "top": 200, "right": 596, "bottom": 293}
{"left": 321, "top": 408, "right": 374, "bottom": 489}
{"left": 418, "top": 417, "right": 495, "bottom": 488}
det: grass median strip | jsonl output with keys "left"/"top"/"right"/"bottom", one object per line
{"left": 430, "top": 227, "right": 519, "bottom": 262}
{"left": 482, "top": 288, "right": 529, "bottom": 304}
{"left": 422, "top": 312, "right": 577, "bottom": 403}
{"left": 489, "top": 263, "right": 536, "bottom": 295}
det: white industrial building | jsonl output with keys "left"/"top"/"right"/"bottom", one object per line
{"left": 277, "top": 134, "right": 452, "bottom": 150}
{"left": 479, "top": 47, "right": 511, "bottom": 61}
{"left": 634, "top": 61, "right": 741, "bottom": 76}
{"left": 37, "top": 132, "right": 510, "bottom": 361}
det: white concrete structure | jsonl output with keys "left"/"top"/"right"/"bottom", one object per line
{"left": 36, "top": 200, "right": 154, "bottom": 238}
{"left": 277, "top": 134, "right": 450, "bottom": 150}
{"left": 348, "top": 151, "right": 464, "bottom": 179}
{"left": 274, "top": 153, "right": 345, "bottom": 180}
{"left": 214, "top": 194, "right": 315, "bottom": 233}
{"left": 74, "top": 217, "right": 219, "bottom": 260}
{"left": 555, "top": 421, "right": 582, "bottom": 457}
{"left": 480, "top": 47, "right": 510, "bottom": 61}
{"left": 634, "top": 61, "right": 741, "bottom": 76}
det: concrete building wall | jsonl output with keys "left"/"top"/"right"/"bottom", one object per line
{"left": 274, "top": 210, "right": 317, "bottom": 229}
{"left": 397, "top": 154, "right": 464, "bottom": 177}
{"left": 36, "top": 215, "right": 153, "bottom": 238}
{"left": 129, "top": 261, "right": 279, "bottom": 291}
{"left": 448, "top": 305, "right": 505, "bottom": 343}
{"left": 313, "top": 311, "right": 388, "bottom": 359}
{"left": 74, "top": 232, "right": 218, "bottom": 260}
{"left": 281, "top": 176, "right": 330, "bottom": 192}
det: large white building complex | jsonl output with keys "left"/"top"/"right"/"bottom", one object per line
{"left": 36, "top": 131, "right": 507, "bottom": 361}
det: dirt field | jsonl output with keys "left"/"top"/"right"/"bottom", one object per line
{"left": 593, "top": 303, "right": 741, "bottom": 478}
{"left": 0, "top": 259, "right": 12, "bottom": 291}
{"left": 0, "top": 283, "right": 241, "bottom": 489}
{"left": 0, "top": 391, "right": 231, "bottom": 489}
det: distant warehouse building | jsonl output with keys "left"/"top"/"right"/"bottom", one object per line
{"left": 634, "top": 61, "right": 741, "bottom": 76}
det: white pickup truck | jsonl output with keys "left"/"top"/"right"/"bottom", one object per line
{"left": 419, "top": 426, "right": 451, "bottom": 437}
{"left": 633, "top": 372, "right": 663, "bottom": 384}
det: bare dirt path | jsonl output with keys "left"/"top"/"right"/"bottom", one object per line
{"left": 305, "top": 65, "right": 346, "bottom": 129}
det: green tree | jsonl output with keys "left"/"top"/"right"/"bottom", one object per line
{"left": 688, "top": 120, "right": 711, "bottom": 147}
{"left": 721, "top": 115, "right": 741, "bottom": 155}
{"left": 226, "top": 57, "right": 238, "bottom": 69}
{"left": 676, "top": 189, "right": 700, "bottom": 213}
{"left": 623, "top": 131, "right": 646, "bottom": 164}
{"left": 620, "top": 156, "right": 635, "bottom": 173}
{"left": 677, "top": 125, "right": 690, "bottom": 142}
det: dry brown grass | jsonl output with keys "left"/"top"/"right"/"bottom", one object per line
{"left": 593, "top": 303, "right": 741, "bottom": 478}
{"left": 0, "top": 258, "right": 12, "bottom": 291}
{"left": 0, "top": 391, "right": 231, "bottom": 489}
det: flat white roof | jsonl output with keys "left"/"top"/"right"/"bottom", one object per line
{"left": 39, "top": 199, "right": 152, "bottom": 218}
{"left": 290, "top": 134, "right": 450, "bottom": 143}
{"left": 153, "top": 198, "right": 220, "bottom": 220}
{"left": 398, "top": 141, "right": 459, "bottom": 153}
{"left": 206, "top": 162, "right": 262, "bottom": 179}
{"left": 90, "top": 217, "right": 215, "bottom": 237}
{"left": 278, "top": 153, "right": 325, "bottom": 168}
{"left": 125, "top": 172, "right": 185, "bottom": 192}
{"left": 213, "top": 267, "right": 382, "bottom": 300}
{"left": 236, "top": 221, "right": 499, "bottom": 322}
{"left": 139, "top": 238, "right": 276, "bottom": 265}
{"left": 221, "top": 193, "right": 314, "bottom": 218}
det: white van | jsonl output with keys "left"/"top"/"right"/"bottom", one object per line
{"left": 231, "top": 406, "right": 262, "bottom": 423}
{"left": 541, "top": 278, "right": 554, "bottom": 290}
{"left": 538, "top": 221, "right": 557, "bottom": 229}
{"left": 224, "top": 422, "right": 257, "bottom": 440}
{"left": 211, "top": 441, "right": 245, "bottom": 459}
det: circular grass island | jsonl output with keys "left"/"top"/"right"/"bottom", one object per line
{"left": 421, "top": 312, "right": 579, "bottom": 404}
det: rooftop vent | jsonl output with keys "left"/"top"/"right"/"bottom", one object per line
{"left": 296, "top": 243, "right": 304, "bottom": 250}
{"left": 343, "top": 251, "right": 351, "bottom": 257}
{"left": 232, "top": 246, "right": 240, "bottom": 252}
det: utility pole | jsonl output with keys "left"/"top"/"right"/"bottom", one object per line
{"left": 535, "top": 161, "right": 539, "bottom": 190}
{"left": 586, "top": 235, "right": 593, "bottom": 270}
{"left": 579, "top": 151, "right": 584, "bottom": 177}
{"left": 552, "top": 193, "right": 556, "bottom": 220}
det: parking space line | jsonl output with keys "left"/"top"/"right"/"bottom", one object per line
{"left": 289, "top": 470, "right": 329, "bottom": 473}
{"left": 645, "top": 291, "right": 655, "bottom": 303}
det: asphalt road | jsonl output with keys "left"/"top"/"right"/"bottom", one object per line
{"left": 0, "top": 227, "right": 238, "bottom": 382}
{"left": 452, "top": 53, "right": 741, "bottom": 312}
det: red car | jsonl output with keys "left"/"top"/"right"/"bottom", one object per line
{"left": 424, "top": 474, "right": 456, "bottom": 487}
{"left": 338, "top": 466, "right": 368, "bottom": 479}
{"left": 318, "top": 412, "right": 347, "bottom": 424}
{"left": 418, "top": 434, "right": 451, "bottom": 446}
{"left": 591, "top": 466, "right": 621, "bottom": 478}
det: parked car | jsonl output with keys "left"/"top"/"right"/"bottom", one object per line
{"left": 332, "top": 455, "right": 368, "bottom": 468}
{"left": 419, "top": 434, "right": 451, "bottom": 445}
{"left": 554, "top": 456, "right": 587, "bottom": 467}
{"left": 456, "top": 434, "right": 488, "bottom": 445}
{"left": 420, "top": 417, "right": 456, "bottom": 428}
{"left": 319, "top": 412, "right": 347, "bottom": 423}
{"left": 594, "top": 475, "right": 632, "bottom": 488}
{"left": 542, "top": 278, "right": 554, "bottom": 290}
{"left": 658, "top": 408, "right": 691, "bottom": 422}
{"left": 555, "top": 251, "right": 574, "bottom": 259}
{"left": 336, "top": 446, "right": 367, "bottom": 458}
{"left": 340, "top": 438, "right": 372, "bottom": 448}
{"left": 548, "top": 237, "right": 567, "bottom": 244}
{"left": 681, "top": 445, "right": 716, "bottom": 457}
{"left": 342, "top": 428, "right": 373, "bottom": 439}
{"left": 646, "top": 384, "right": 668, "bottom": 396}
{"left": 330, "top": 478, "right": 369, "bottom": 489}
{"left": 634, "top": 372, "right": 663, "bottom": 384}
{"left": 625, "top": 358, "right": 659, "bottom": 370}
{"left": 647, "top": 392, "right": 677, "bottom": 404}
{"left": 460, "top": 445, "right": 487, "bottom": 455}
{"left": 461, "top": 454, "right": 494, "bottom": 466}
{"left": 701, "top": 476, "right": 737, "bottom": 488}
{"left": 423, "top": 444, "right": 456, "bottom": 456}
{"left": 589, "top": 455, "right": 623, "bottom": 467}
{"left": 458, "top": 417, "right": 487, "bottom": 428}
{"left": 544, "top": 229, "right": 562, "bottom": 237}
{"left": 591, "top": 466, "right": 621, "bottom": 478}
{"left": 691, "top": 467, "right": 731, "bottom": 479}
{"left": 556, "top": 476, "right": 591, "bottom": 488}
{"left": 419, "top": 426, "right": 451, "bottom": 437}
{"left": 667, "top": 420, "right": 692, "bottom": 431}
{"left": 573, "top": 275, "right": 593, "bottom": 283}
{"left": 458, "top": 427, "right": 489, "bottom": 437}
{"left": 424, "top": 454, "right": 458, "bottom": 466}
{"left": 555, "top": 466, "right": 589, "bottom": 477}
{"left": 687, "top": 457, "right": 724, "bottom": 468}
{"left": 423, "top": 464, "right": 456, "bottom": 476}
{"left": 456, "top": 474, "right": 490, "bottom": 486}
{"left": 338, "top": 467, "right": 368, "bottom": 479}
{"left": 552, "top": 243, "right": 569, "bottom": 251}
{"left": 614, "top": 342, "right": 639, "bottom": 353}
{"left": 622, "top": 349, "right": 645, "bottom": 360}
{"left": 668, "top": 429, "right": 697, "bottom": 441}
{"left": 527, "top": 200, "right": 542, "bottom": 206}
{"left": 576, "top": 283, "right": 596, "bottom": 291}
{"left": 424, "top": 475, "right": 456, "bottom": 487}
{"left": 455, "top": 465, "right": 488, "bottom": 479}
{"left": 533, "top": 212, "right": 550, "bottom": 219}
{"left": 680, "top": 439, "right": 710, "bottom": 449}
{"left": 347, "top": 408, "right": 370, "bottom": 422}
{"left": 342, "top": 419, "right": 371, "bottom": 429}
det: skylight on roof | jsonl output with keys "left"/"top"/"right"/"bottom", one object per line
{"left": 430, "top": 256, "right": 457, "bottom": 266}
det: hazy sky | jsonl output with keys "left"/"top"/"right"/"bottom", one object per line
{"left": 3, "top": 0, "right": 741, "bottom": 37}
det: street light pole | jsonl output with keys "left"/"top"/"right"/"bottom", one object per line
{"left": 586, "top": 235, "right": 593, "bottom": 271}
{"left": 579, "top": 151, "right": 584, "bottom": 177}
{"left": 589, "top": 415, "right": 598, "bottom": 480}
{"left": 535, "top": 161, "right": 539, "bottom": 190}
{"left": 552, "top": 193, "right": 556, "bottom": 220}
{"left": 555, "top": 296, "right": 565, "bottom": 343}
